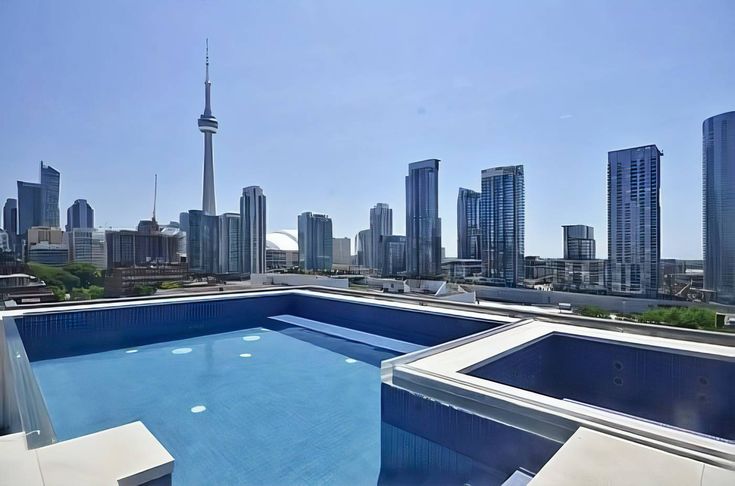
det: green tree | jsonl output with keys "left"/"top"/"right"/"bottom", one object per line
{"left": 579, "top": 305, "right": 609, "bottom": 318}
{"left": 638, "top": 307, "right": 716, "bottom": 329}
{"left": 63, "top": 262, "right": 101, "bottom": 287}
{"left": 87, "top": 285, "right": 105, "bottom": 300}
{"left": 47, "top": 285, "right": 66, "bottom": 302}
{"left": 70, "top": 288, "right": 91, "bottom": 301}
{"left": 27, "top": 263, "right": 80, "bottom": 291}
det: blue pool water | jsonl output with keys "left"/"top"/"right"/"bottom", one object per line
{"left": 33, "top": 324, "right": 398, "bottom": 485}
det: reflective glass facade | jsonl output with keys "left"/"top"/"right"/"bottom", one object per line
{"left": 703, "top": 111, "right": 735, "bottom": 304}
{"left": 380, "top": 235, "right": 407, "bottom": 277}
{"left": 405, "top": 159, "right": 441, "bottom": 278}
{"left": 370, "top": 203, "right": 392, "bottom": 271}
{"left": 562, "top": 225, "right": 595, "bottom": 260}
{"left": 298, "top": 212, "right": 333, "bottom": 271}
{"left": 607, "top": 145, "right": 661, "bottom": 297}
{"left": 40, "top": 162, "right": 60, "bottom": 228}
{"left": 66, "top": 199, "right": 94, "bottom": 231}
{"left": 457, "top": 188, "right": 481, "bottom": 260}
{"left": 187, "top": 210, "right": 219, "bottom": 274}
{"left": 17, "top": 181, "right": 42, "bottom": 236}
{"left": 480, "top": 165, "right": 525, "bottom": 287}
{"left": 218, "top": 213, "right": 241, "bottom": 274}
{"left": 240, "top": 186, "right": 266, "bottom": 274}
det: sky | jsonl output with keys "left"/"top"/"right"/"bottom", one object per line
{"left": 1, "top": 1, "right": 734, "bottom": 259}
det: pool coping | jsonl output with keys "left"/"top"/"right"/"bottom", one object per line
{"left": 383, "top": 320, "right": 735, "bottom": 470}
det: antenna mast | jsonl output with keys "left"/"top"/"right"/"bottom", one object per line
{"left": 153, "top": 174, "right": 158, "bottom": 222}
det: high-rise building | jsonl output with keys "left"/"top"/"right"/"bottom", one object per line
{"left": 179, "top": 212, "right": 190, "bottom": 234}
{"left": 66, "top": 199, "right": 94, "bottom": 231}
{"left": 563, "top": 225, "right": 595, "bottom": 260}
{"left": 40, "top": 162, "right": 60, "bottom": 227}
{"left": 703, "top": 111, "right": 735, "bottom": 304}
{"left": 240, "top": 186, "right": 266, "bottom": 275}
{"left": 608, "top": 145, "right": 661, "bottom": 297}
{"left": 457, "top": 188, "right": 481, "bottom": 260}
{"left": 3, "top": 198, "right": 17, "bottom": 254}
{"left": 355, "top": 229, "right": 372, "bottom": 268}
{"left": 298, "top": 212, "right": 333, "bottom": 272}
{"left": 17, "top": 181, "right": 42, "bottom": 237}
{"left": 187, "top": 210, "right": 219, "bottom": 274}
{"left": 405, "top": 159, "right": 442, "bottom": 278}
{"left": 68, "top": 228, "right": 107, "bottom": 270}
{"left": 480, "top": 165, "right": 525, "bottom": 287}
{"left": 332, "top": 237, "right": 352, "bottom": 266}
{"left": 380, "top": 235, "right": 407, "bottom": 276}
{"left": 105, "top": 226, "right": 180, "bottom": 270}
{"left": 369, "top": 203, "right": 392, "bottom": 270}
{"left": 198, "top": 41, "right": 218, "bottom": 216}
{"left": 218, "top": 213, "right": 241, "bottom": 274}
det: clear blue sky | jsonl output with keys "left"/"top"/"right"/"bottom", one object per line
{"left": 1, "top": 1, "right": 733, "bottom": 258}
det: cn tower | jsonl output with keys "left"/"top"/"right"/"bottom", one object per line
{"left": 198, "top": 39, "right": 218, "bottom": 215}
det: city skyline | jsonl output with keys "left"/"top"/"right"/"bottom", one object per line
{"left": 1, "top": 2, "right": 734, "bottom": 259}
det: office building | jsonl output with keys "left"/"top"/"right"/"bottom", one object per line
{"left": 356, "top": 229, "right": 372, "bottom": 268}
{"left": 198, "top": 41, "right": 218, "bottom": 216}
{"left": 240, "top": 186, "right": 266, "bottom": 275}
{"left": 332, "top": 237, "right": 351, "bottom": 266}
{"left": 218, "top": 213, "right": 241, "bottom": 274}
{"left": 405, "top": 159, "right": 442, "bottom": 278}
{"left": 703, "top": 111, "right": 735, "bottom": 304}
{"left": 17, "top": 181, "right": 42, "bottom": 237}
{"left": 298, "top": 212, "right": 333, "bottom": 272}
{"left": 380, "top": 235, "right": 407, "bottom": 277}
{"left": 66, "top": 199, "right": 94, "bottom": 231}
{"left": 3, "top": 198, "right": 17, "bottom": 254}
{"left": 608, "top": 145, "right": 661, "bottom": 297}
{"left": 27, "top": 226, "right": 64, "bottom": 246}
{"left": 28, "top": 242, "right": 68, "bottom": 266}
{"left": 369, "top": 203, "right": 392, "bottom": 270}
{"left": 457, "top": 188, "right": 481, "bottom": 260}
{"left": 442, "top": 259, "right": 483, "bottom": 281}
{"left": 548, "top": 258, "right": 607, "bottom": 293}
{"left": 187, "top": 210, "right": 219, "bottom": 274}
{"left": 68, "top": 228, "right": 107, "bottom": 270}
{"left": 563, "top": 225, "right": 595, "bottom": 260}
{"left": 0, "top": 230, "right": 10, "bottom": 253}
{"left": 106, "top": 226, "right": 180, "bottom": 270}
{"left": 179, "top": 212, "right": 190, "bottom": 234}
{"left": 480, "top": 165, "right": 525, "bottom": 287}
{"left": 39, "top": 162, "right": 60, "bottom": 227}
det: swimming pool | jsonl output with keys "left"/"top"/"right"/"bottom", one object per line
{"left": 33, "top": 324, "right": 397, "bottom": 485}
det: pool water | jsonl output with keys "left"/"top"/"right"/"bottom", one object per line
{"left": 32, "top": 324, "right": 398, "bottom": 485}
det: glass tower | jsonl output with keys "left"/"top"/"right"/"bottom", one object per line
{"left": 703, "top": 111, "right": 735, "bottom": 304}
{"left": 480, "top": 165, "right": 525, "bottom": 287}
{"left": 66, "top": 199, "right": 95, "bottom": 231}
{"left": 298, "top": 212, "right": 333, "bottom": 271}
{"left": 40, "top": 162, "right": 60, "bottom": 227}
{"left": 405, "top": 159, "right": 441, "bottom": 278}
{"left": 607, "top": 145, "right": 661, "bottom": 297}
{"left": 187, "top": 210, "right": 219, "bottom": 274}
{"left": 457, "top": 188, "right": 481, "bottom": 260}
{"left": 240, "top": 186, "right": 267, "bottom": 275}
{"left": 218, "top": 213, "right": 241, "bottom": 274}
{"left": 562, "top": 225, "right": 595, "bottom": 260}
{"left": 17, "top": 181, "right": 42, "bottom": 237}
{"left": 369, "top": 203, "right": 392, "bottom": 271}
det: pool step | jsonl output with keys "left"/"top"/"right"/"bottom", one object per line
{"left": 501, "top": 469, "right": 533, "bottom": 486}
{"left": 268, "top": 314, "right": 425, "bottom": 353}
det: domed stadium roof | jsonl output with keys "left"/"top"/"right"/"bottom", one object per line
{"left": 266, "top": 229, "right": 298, "bottom": 251}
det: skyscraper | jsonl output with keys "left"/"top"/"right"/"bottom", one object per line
{"left": 457, "top": 188, "right": 481, "bottom": 260}
{"left": 187, "top": 210, "right": 219, "bottom": 274}
{"left": 703, "top": 111, "right": 735, "bottom": 304}
{"left": 218, "top": 213, "right": 241, "bottom": 274}
{"left": 480, "top": 165, "right": 525, "bottom": 287}
{"left": 369, "top": 203, "right": 392, "bottom": 270}
{"left": 198, "top": 40, "right": 218, "bottom": 215}
{"left": 562, "top": 225, "right": 595, "bottom": 260}
{"left": 179, "top": 212, "right": 190, "bottom": 234}
{"left": 66, "top": 199, "right": 94, "bottom": 231}
{"left": 298, "top": 212, "right": 333, "bottom": 272}
{"left": 68, "top": 228, "right": 107, "bottom": 270}
{"left": 40, "top": 162, "right": 60, "bottom": 227}
{"left": 3, "top": 198, "right": 17, "bottom": 254}
{"left": 607, "top": 145, "right": 661, "bottom": 297}
{"left": 380, "top": 235, "right": 407, "bottom": 276}
{"left": 356, "top": 229, "right": 372, "bottom": 268}
{"left": 332, "top": 237, "right": 352, "bottom": 266}
{"left": 240, "top": 186, "right": 267, "bottom": 275}
{"left": 17, "top": 181, "right": 42, "bottom": 236}
{"left": 405, "top": 159, "right": 442, "bottom": 278}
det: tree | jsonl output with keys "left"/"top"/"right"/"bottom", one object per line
{"left": 70, "top": 288, "right": 91, "bottom": 301}
{"left": 27, "top": 263, "right": 80, "bottom": 292}
{"left": 131, "top": 284, "right": 156, "bottom": 297}
{"left": 87, "top": 285, "right": 105, "bottom": 300}
{"left": 63, "top": 262, "right": 101, "bottom": 287}
{"left": 47, "top": 285, "right": 66, "bottom": 302}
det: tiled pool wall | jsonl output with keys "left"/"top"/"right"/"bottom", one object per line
{"left": 380, "top": 384, "right": 562, "bottom": 479}
{"left": 14, "top": 292, "right": 504, "bottom": 362}
{"left": 466, "top": 333, "right": 735, "bottom": 441}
